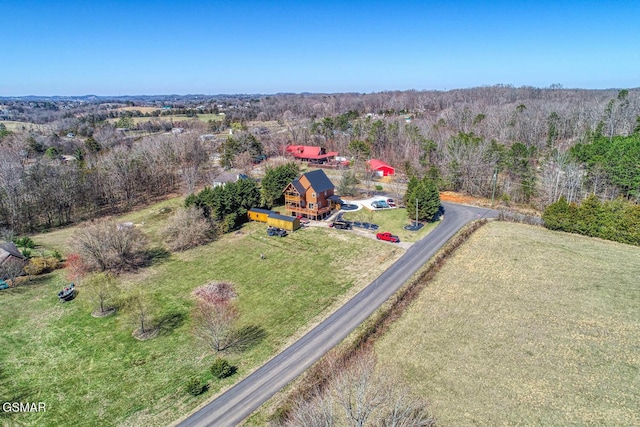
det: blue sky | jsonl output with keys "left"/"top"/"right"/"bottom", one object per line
{"left": 1, "top": 0, "right": 638, "bottom": 96}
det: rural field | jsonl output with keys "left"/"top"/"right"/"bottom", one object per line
{"left": 0, "top": 198, "right": 405, "bottom": 426}
{"left": 375, "top": 221, "right": 640, "bottom": 426}
{"left": 0, "top": 120, "right": 53, "bottom": 133}
{"left": 106, "top": 112, "right": 224, "bottom": 126}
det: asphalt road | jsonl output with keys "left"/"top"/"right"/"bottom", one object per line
{"left": 176, "top": 202, "right": 498, "bottom": 427}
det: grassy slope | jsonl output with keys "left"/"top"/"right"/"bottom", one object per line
{"left": 0, "top": 201, "right": 403, "bottom": 426}
{"left": 375, "top": 222, "right": 640, "bottom": 426}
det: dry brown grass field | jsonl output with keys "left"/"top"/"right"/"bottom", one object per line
{"left": 0, "top": 120, "right": 53, "bottom": 132}
{"left": 375, "top": 221, "right": 640, "bottom": 426}
{"left": 115, "top": 106, "right": 161, "bottom": 114}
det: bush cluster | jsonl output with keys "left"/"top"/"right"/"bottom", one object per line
{"left": 184, "top": 377, "right": 206, "bottom": 396}
{"left": 542, "top": 195, "right": 640, "bottom": 245}
{"left": 24, "top": 257, "right": 62, "bottom": 276}
{"left": 210, "top": 358, "right": 236, "bottom": 379}
{"left": 13, "top": 236, "right": 35, "bottom": 249}
{"left": 185, "top": 179, "right": 260, "bottom": 231}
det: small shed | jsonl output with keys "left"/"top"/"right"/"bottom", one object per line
{"left": 266, "top": 213, "right": 301, "bottom": 231}
{"left": 248, "top": 208, "right": 274, "bottom": 223}
{"left": 367, "top": 159, "right": 395, "bottom": 177}
{"left": 0, "top": 242, "right": 26, "bottom": 281}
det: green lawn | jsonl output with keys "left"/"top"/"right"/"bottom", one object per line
{"left": 342, "top": 207, "right": 438, "bottom": 242}
{"left": 0, "top": 200, "right": 404, "bottom": 426}
{"left": 375, "top": 222, "right": 640, "bottom": 426}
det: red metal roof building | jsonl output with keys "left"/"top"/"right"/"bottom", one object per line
{"left": 367, "top": 159, "right": 395, "bottom": 176}
{"left": 285, "top": 145, "right": 339, "bottom": 164}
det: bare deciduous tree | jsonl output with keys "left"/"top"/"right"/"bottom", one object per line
{"left": 72, "top": 220, "right": 148, "bottom": 272}
{"left": 161, "top": 206, "right": 212, "bottom": 252}
{"left": 174, "top": 134, "right": 208, "bottom": 194}
{"left": 0, "top": 257, "right": 26, "bottom": 287}
{"left": 332, "top": 353, "right": 386, "bottom": 427}
{"left": 280, "top": 351, "right": 435, "bottom": 427}
{"left": 84, "top": 272, "right": 119, "bottom": 315}
{"left": 287, "top": 387, "right": 336, "bottom": 427}
{"left": 192, "top": 282, "right": 239, "bottom": 352}
{"left": 127, "top": 287, "right": 157, "bottom": 337}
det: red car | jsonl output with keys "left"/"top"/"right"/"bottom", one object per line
{"left": 376, "top": 232, "right": 400, "bottom": 243}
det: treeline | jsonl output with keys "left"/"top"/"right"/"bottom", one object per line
{"left": 571, "top": 133, "right": 640, "bottom": 199}
{"left": 185, "top": 179, "right": 260, "bottom": 232}
{"left": 267, "top": 88, "right": 639, "bottom": 208}
{"left": 2, "top": 86, "right": 639, "bottom": 234}
{"left": 0, "top": 134, "right": 208, "bottom": 233}
{"left": 542, "top": 196, "right": 640, "bottom": 245}
{"left": 184, "top": 163, "right": 300, "bottom": 231}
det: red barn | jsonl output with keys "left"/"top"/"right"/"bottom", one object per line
{"left": 367, "top": 159, "right": 395, "bottom": 176}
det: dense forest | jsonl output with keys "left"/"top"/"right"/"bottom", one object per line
{"left": 1, "top": 86, "right": 639, "bottom": 234}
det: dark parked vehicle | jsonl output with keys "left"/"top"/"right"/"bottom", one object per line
{"left": 376, "top": 232, "right": 400, "bottom": 243}
{"left": 267, "top": 226, "right": 287, "bottom": 237}
{"left": 371, "top": 200, "right": 390, "bottom": 209}
{"left": 332, "top": 219, "right": 352, "bottom": 230}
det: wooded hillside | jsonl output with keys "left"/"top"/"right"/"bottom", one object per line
{"left": 1, "top": 86, "right": 639, "bottom": 233}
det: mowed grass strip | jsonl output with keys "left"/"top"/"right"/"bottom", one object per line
{"left": 375, "top": 222, "right": 640, "bottom": 426}
{"left": 342, "top": 207, "right": 438, "bottom": 242}
{"left": 0, "top": 205, "right": 403, "bottom": 426}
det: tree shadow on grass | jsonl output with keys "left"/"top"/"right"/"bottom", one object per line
{"left": 0, "top": 369, "right": 38, "bottom": 421}
{"left": 144, "top": 246, "right": 172, "bottom": 267}
{"left": 228, "top": 325, "right": 267, "bottom": 353}
{"left": 156, "top": 311, "right": 186, "bottom": 337}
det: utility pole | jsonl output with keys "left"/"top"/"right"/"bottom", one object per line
{"left": 491, "top": 168, "right": 498, "bottom": 207}
{"left": 415, "top": 198, "right": 418, "bottom": 225}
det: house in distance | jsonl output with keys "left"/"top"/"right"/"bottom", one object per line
{"left": 284, "top": 169, "right": 342, "bottom": 220}
{"left": 285, "top": 145, "right": 339, "bottom": 164}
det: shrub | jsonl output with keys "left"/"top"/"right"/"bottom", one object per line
{"left": 14, "top": 236, "right": 35, "bottom": 249}
{"left": 24, "top": 257, "right": 62, "bottom": 276}
{"left": 210, "top": 358, "right": 236, "bottom": 379}
{"left": 375, "top": 185, "right": 383, "bottom": 191}
{"left": 161, "top": 206, "right": 212, "bottom": 252}
{"left": 71, "top": 220, "right": 148, "bottom": 272}
{"left": 185, "top": 376, "right": 206, "bottom": 396}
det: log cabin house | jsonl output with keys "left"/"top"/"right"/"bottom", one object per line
{"left": 283, "top": 169, "right": 341, "bottom": 220}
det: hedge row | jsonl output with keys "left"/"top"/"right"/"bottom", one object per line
{"left": 542, "top": 195, "right": 640, "bottom": 245}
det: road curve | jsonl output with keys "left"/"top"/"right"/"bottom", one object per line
{"left": 176, "top": 202, "right": 498, "bottom": 427}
